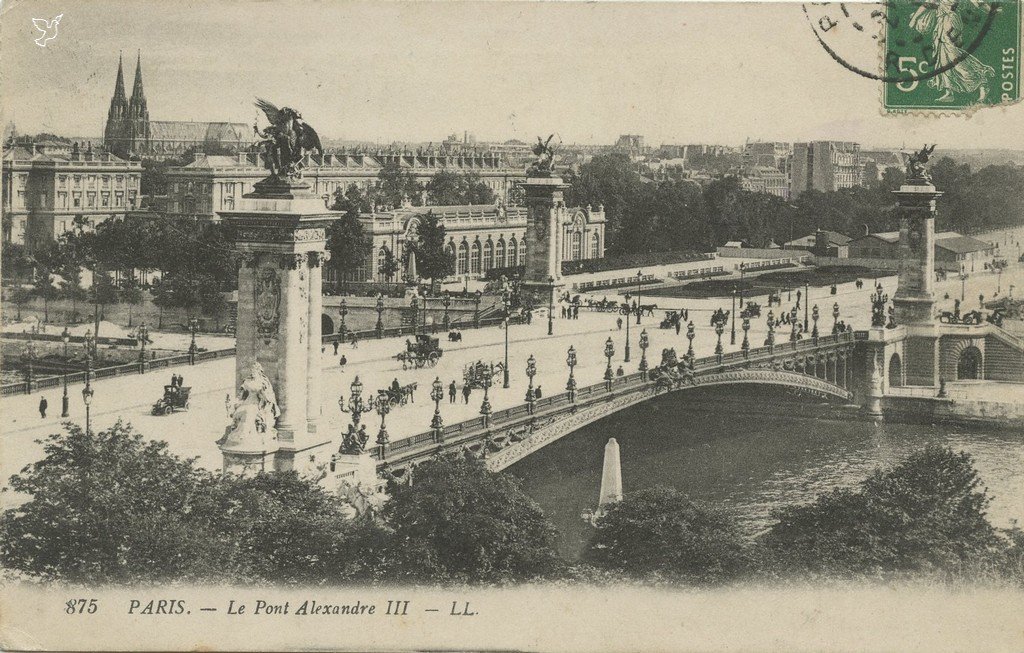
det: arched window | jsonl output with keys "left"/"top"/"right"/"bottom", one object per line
{"left": 518, "top": 239, "right": 526, "bottom": 265}
{"left": 457, "top": 241, "right": 469, "bottom": 275}
{"left": 590, "top": 232, "right": 601, "bottom": 259}
{"left": 495, "top": 238, "right": 506, "bottom": 269}
{"left": 377, "top": 246, "right": 392, "bottom": 282}
{"left": 957, "top": 346, "right": 983, "bottom": 380}
{"left": 508, "top": 236, "right": 518, "bottom": 266}
{"left": 888, "top": 353, "right": 903, "bottom": 388}
{"left": 483, "top": 239, "right": 494, "bottom": 271}
{"left": 570, "top": 230, "right": 583, "bottom": 260}
{"left": 470, "top": 240, "right": 482, "bottom": 274}
{"left": 446, "top": 242, "right": 456, "bottom": 272}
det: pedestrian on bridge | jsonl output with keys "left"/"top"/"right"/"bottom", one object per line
{"left": 449, "top": 380, "right": 457, "bottom": 403}
{"left": 675, "top": 320, "right": 681, "bottom": 336}
{"left": 617, "top": 317, "right": 623, "bottom": 330}
{"left": 39, "top": 396, "right": 48, "bottom": 419}
{"left": 339, "top": 354, "right": 347, "bottom": 368}
{"left": 462, "top": 384, "right": 471, "bottom": 404}
{"left": 333, "top": 341, "right": 339, "bottom": 355}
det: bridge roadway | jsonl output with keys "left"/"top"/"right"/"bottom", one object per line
{"left": 1, "top": 261, "right": 1018, "bottom": 488}
{"left": 373, "top": 331, "right": 857, "bottom": 481}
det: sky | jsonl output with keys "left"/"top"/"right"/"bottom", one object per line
{"left": 1, "top": 0, "right": 1022, "bottom": 149}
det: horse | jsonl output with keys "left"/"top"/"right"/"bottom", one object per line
{"left": 638, "top": 303, "right": 658, "bottom": 316}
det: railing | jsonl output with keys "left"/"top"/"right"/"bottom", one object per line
{"left": 372, "top": 332, "right": 857, "bottom": 464}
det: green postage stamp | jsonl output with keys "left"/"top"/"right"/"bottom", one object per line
{"left": 883, "top": 0, "right": 1022, "bottom": 112}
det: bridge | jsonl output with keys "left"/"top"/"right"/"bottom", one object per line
{"left": 359, "top": 332, "right": 857, "bottom": 484}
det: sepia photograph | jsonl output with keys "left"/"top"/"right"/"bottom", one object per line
{"left": 1, "top": 0, "right": 1023, "bottom": 650}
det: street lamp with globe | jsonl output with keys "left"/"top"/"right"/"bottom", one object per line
{"left": 741, "top": 316, "right": 750, "bottom": 356}
{"left": 604, "top": 337, "right": 615, "bottom": 390}
{"left": 811, "top": 304, "right": 820, "bottom": 339}
{"left": 430, "top": 376, "right": 445, "bottom": 442}
{"left": 566, "top": 345, "right": 578, "bottom": 402}
{"left": 187, "top": 318, "right": 197, "bottom": 365}
{"left": 766, "top": 310, "right": 776, "bottom": 348}
{"left": 832, "top": 302, "right": 840, "bottom": 334}
{"left": 714, "top": 318, "right": 725, "bottom": 361}
{"left": 61, "top": 327, "right": 71, "bottom": 417}
{"left": 502, "top": 290, "right": 511, "bottom": 388}
{"left": 375, "top": 393, "right": 391, "bottom": 450}
{"left": 375, "top": 294, "right": 385, "bottom": 338}
{"left": 525, "top": 354, "right": 537, "bottom": 413}
{"left": 442, "top": 291, "right": 452, "bottom": 331}
{"left": 685, "top": 321, "right": 696, "bottom": 367}
{"left": 638, "top": 329, "right": 650, "bottom": 380}
{"left": 479, "top": 366, "right": 493, "bottom": 426}
{"left": 623, "top": 292, "right": 632, "bottom": 362}
{"left": 635, "top": 270, "right": 643, "bottom": 325}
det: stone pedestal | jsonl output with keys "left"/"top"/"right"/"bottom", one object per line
{"left": 892, "top": 182, "right": 942, "bottom": 326}
{"left": 220, "top": 175, "right": 338, "bottom": 475}
{"left": 520, "top": 173, "right": 567, "bottom": 306}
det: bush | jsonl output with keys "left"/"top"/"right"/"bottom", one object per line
{"left": 760, "top": 445, "right": 1003, "bottom": 578}
{"left": 377, "top": 454, "right": 564, "bottom": 585}
{"left": 584, "top": 486, "right": 749, "bottom": 584}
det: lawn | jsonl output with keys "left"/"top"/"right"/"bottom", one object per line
{"left": 643, "top": 266, "right": 897, "bottom": 300}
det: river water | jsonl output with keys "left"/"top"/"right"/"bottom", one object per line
{"left": 508, "top": 386, "right": 1024, "bottom": 559}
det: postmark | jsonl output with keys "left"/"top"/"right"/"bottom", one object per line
{"left": 804, "top": 1, "right": 1021, "bottom": 113}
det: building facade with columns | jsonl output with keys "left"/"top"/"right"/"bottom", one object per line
{"left": 342, "top": 202, "right": 606, "bottom": 283}
{"left": 2, "top": 141, "right": 142, "bottom": 248}
{"left": 164, "top": 151, "right": 527, "bottom": 221}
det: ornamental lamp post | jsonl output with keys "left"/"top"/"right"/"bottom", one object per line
{"left": 959, "top": 268, "right": 968, "bottom": 302}
{"left": 766, "top": 311, "right": 776, "bottom": 348}
{"left": 638, "top": 329, "right": 650, "bottom": 380}
{"left": 374, "top": 394, "right": 391, "bottom": 452}
{"left": 474, "top": 289, "right": 483, "bottom": 329}
{"left": 339, "top": 298, "right": 349, "bottom": 342}
{"left": 741, "top": 317, "right": 750, "bottom": 356}
{"left": 730, "top": 287, "right": 737, "bottom": 345}
{"left": 603, "top": 337, "right": 615, "bottom": 390}
{"left": 502, "top": 293, "right": 511, "bottom": 388}
{"left": 375, "top": 294, "right": 385, "bottom": 338}
{"left": 82, "top": 332, "right": 95, "bottom": 435}
{"left": 685, "top": 321, "right": 696, "bottom": 367}
{"left": 547, "top": 276, "right": 555, "bottom": 336}
{"left": 832, "top": 302, "right": 840, "bottom": 335}
{"left": 623, "top": 292, "right": 632, "bottom": 362}
{"left": 61, "top": 327, "right": 70, "bottom": 417}
{"left": 714, "top": 318, "right": 725, "bottom": 361}
{"left": 24, "top": 338, "right": 36, "bottom": 390}
{"left": 187, "top": 318, "right": 197, "bottom": 365}
{"left": 635, "top": 269, "right": 643, "bottom": 325}
{"left": 442, "top": 291, "right": 452, "bottom": 331}
{"left": 803, "top": 282, "right": 810, "bottom": 332}
{"left": 566, "top": 345, "right": 578, "bottom": 402}
{"left": 811, "top": 304, "right": 820, "bottom": 339}
{"left": 479, "top": 366, "right": 493, "bottom": 427}
{"left": 410, "top": 296, "right": 419, "bottom": 336}
{"left": 139, "top": 323, "right": 151, "bottom": 371}
{"left": 738, "top": 262, "right": 746, "bottom": 308}
{"left": 430, "top": 376, "right": 445, "bottom": 441}
{"left": 525, "top": 354, "right": 537, "bottom": 413}
{"left": 790, "top": 306, "right": 800, "bottom": 341}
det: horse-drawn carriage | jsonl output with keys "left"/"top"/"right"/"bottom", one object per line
{"left": 378, "top": 381, "right": 418, "bottom": 407}
{"left": 741, "top": 302, "right": 761, "bottom": 319}
{"left": 660, "top": 310, "right": 682, "bottom": 329}
{"left": 463, "top": 360, "right": 503, "bottom": 389}
{"left": 395, "top": 334, "right": 443, "bottom": 369}
{"left": 151, "top": 385, "right": 191, "bottom": 415}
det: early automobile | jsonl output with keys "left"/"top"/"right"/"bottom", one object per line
{"left": 152, "top": 385, "right": 191, "bottom": 415}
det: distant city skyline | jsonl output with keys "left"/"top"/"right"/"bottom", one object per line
{"left": 3, "top": 1, "right": 1024, "bottom": 150}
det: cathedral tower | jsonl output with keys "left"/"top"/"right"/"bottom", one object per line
{"left": 126, "top": 51, "right": 150, "bottom": 154}
{"left": 103, "top": 53, "right": 129, "bottom": 158}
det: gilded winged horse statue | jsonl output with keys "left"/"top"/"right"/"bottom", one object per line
{"left": 253, "top": 98, "right": 324, "bottom": 178}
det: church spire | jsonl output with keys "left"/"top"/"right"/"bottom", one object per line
{"left": 104, "top": 51, "right": 130, "bottom": 157}
{"left": 112, "top": 51, "right": 127, "bottom": 104}
{"left": 129, "top": 50, "right": 147, "bottom": 113}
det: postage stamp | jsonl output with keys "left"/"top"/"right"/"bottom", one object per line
{"left": 883, "top": 0, "right": 1022, "bottom": 113}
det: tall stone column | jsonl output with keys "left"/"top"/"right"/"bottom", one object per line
{"left": 521, "top": 172, "right": 567, "bottom": 306}
{"left": 892, "top": 181, "right": 942, "bottom": 325}
{"left": 306, "top": 251, "right": 326, "bottom": 433}
{"left": 220, "top": 176, "right": 338, "bottom": 475}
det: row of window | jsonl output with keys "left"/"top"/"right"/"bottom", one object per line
{"left": 57, "top": 174, "right": 135, "bottom": 189}
{"left": 449, "top": 237, "right": 527, "bottom": 275}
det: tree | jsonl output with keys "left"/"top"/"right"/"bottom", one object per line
{"left": 326, "top": 206, "right": 372, "bottom": 287}
{"left": 120, "top": 277, "right": 145, "bottom": 327}
{"left": 378, "top": 454, "right": 564, "bottom": 584}
{"left": 584, "top": 486, "right": 749, "bottom": 584}
{"left": 0, "top": 422, "right": 228, "bottom": 584}
{"left": 424, "top": 171, "right": 495, "bottom": 206}
{"left": 376, "top": 160, "right": 421, "bottom": 208}
{"left": 0, "top": 422, "right": 387, "bottom": 585}
{"left": 404, "top": 210, "right": 454, "bottom": 290}
{"left": 760, "top": 445, "right": 1003, "bottom": 578}
{"left": 90, "top": 271, "right": 120, "bottom": 323}
{"left": 378, "top": 247, "right": 400, "bottom": 288}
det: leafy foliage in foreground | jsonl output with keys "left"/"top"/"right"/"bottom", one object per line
{"left": 759, "top": 445, "right": 1004, "bottom": 577}
{"left": 2, "top": 424, "right": 1021, "bottom": 588}
{"left": 585, "top": 486, "right": 749, "bottom": 584}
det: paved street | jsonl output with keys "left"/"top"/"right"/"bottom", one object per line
{"left": 3, "top": 260, "right": 1022, "bottom": 485}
